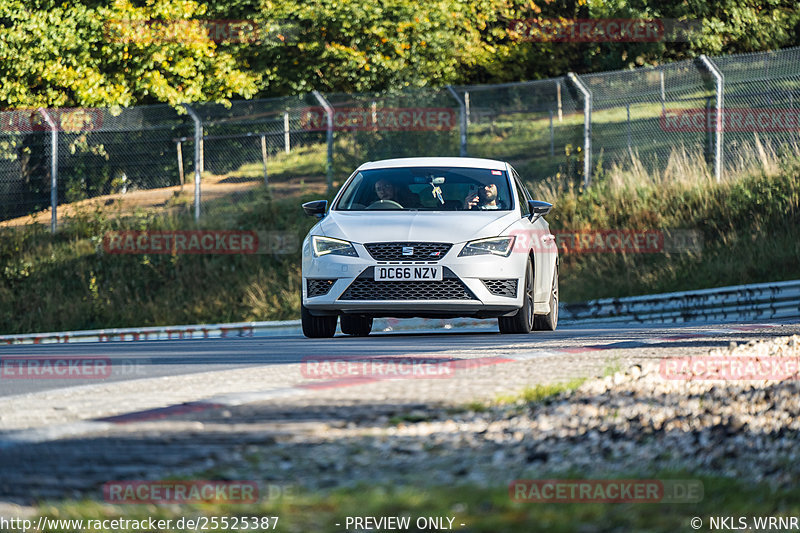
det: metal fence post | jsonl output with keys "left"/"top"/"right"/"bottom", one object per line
{"left": 260, "top": 134, "right": 269, "bottom": 187}
{"left": 556, "top": 79, "right": 563, "bottom": 122}
{"left": 464, "top": 91, "right": 471, "bottom": 126}
{"left": 700, "top": 54, "right": 724, "bottom": 182}
{"left": 176, "top": 140, "right": 185, "bottom": 191}
{"left": 790, "top": 92, "right": 796, "bottom": 147}
{"left": 283, "top": 111, "right": 290, "bottom": 153}
{"left": 626, "top": 103, "right": 632, "bottom": 157}
{"left": 446, "top": 86, "right": 468, "bottom": 157}
{"left": 705, "top": 97, "right": 713, "bottom": 162}
{"left": 567, "top": 73, "right": 592, "bottom": 187}
{"left": 312, "top": 90, "right": 334, "bottom": 193}
{"left": 182, "top": 104, "right": 202, "bottom": 220}
{"left": 37, "top": 108, "right": 58, "bottom": 233}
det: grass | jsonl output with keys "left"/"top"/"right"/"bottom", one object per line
{"left": 493, "top": 378, "right": 588, "bottom": 406}
{"left": 18, "top": 474, "right": 800, "bottom": 533}
{"left": 0, "top": 188, "right": 332, "bottom": 334}
{"left": 532, "top": 142, "right": 800, "bottom": 302}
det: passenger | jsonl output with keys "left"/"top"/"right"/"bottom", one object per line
{"left": 464, "top": 181, "right": 503, "bottom": 210}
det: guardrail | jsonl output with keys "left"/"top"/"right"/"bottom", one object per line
{"left": 1, "top": 280, "right": 797, "bottom": 344}
{"left": 561, "top": 279, "right": 800, "bottom": 324}
{"left": 0, "top": 321, "right": 301, "bottom": 345}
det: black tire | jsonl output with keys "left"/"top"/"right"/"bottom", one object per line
{"left": 340, "top": 315, "right": 373, "bottom": 336}
{"left": 301, "top": 304, "right": 337, "bottom": 338}
{"left": 534, "top": 267, "right": 558, "bottom": 331}
{"left": 498, "top": 258, "right": 535, "bottom": 334}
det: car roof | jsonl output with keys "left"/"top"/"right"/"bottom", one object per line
{"left": 357, "top": 157, "right": 508, "bottom": 171}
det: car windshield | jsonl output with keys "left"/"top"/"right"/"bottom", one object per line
{"left": 335, "top": 167, "right": 513, "bottom": 211}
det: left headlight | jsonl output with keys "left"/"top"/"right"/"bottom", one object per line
{"left": 459, "top": 236, "right": 516, "bottom": 257}
{"left": 311, "top": 235, "right": 358, "bottom": 257}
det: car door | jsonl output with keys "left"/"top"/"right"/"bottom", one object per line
{"left": 508, "top": 166, "right": 557, "bottom": 305}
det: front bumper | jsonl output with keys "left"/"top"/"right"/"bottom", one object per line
{"left": 302, "top": 241, "right": 527, "bottom": 318}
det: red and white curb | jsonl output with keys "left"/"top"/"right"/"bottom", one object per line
{"left": 0, "top": 324, "right": 778, "bottom": 450}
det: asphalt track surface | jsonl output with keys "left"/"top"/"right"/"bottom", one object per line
{"left": 1, "top": 319, "right": 799, "bottom": 506}
{"left": 1, "top": 320, "right": 798, "bottom": 399}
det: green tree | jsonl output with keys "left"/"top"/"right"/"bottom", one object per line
{"left": 226, "top": 0, "right": 521, "bottom": 94}
{"left": 0, "top": 0, "right": 259, "bottom": 109}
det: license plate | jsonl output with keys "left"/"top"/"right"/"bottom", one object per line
{"left": 374, "top": 265, "right": 443, "bottom": 281}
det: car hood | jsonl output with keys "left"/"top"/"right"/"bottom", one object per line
{"left": 316, "top": 211, "right": 518, "bottom": 244}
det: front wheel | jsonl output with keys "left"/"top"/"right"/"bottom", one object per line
{"left": 498, "top": 258, "right": 534, "bottom": 334}
{"left": 301, "top": 304, "right": 337, "bottom": 338}
{"left": 340, "top": 315, "right": 373, "bottom": 336}
{"left": 534, "top": 267, "right": 558, "bottom": 331}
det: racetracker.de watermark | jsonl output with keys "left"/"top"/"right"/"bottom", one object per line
{"left": 0, "top": 357, "right": 111, "bottom": 379}
{"left": 510, "top": 229, "right": 703, "bottom": 254}
{"left": 102, "top": 230, "right": 297, "bottom": 255}
{"left": 660, "top": 356, "right": 800, "bottom": 381}
{"left": 103, "top": 481, "right": 259, "bottom": 504}
{"left": 0, "top": 357, "right": 147, "bottom": 379}
{"left": 509, "top": 479, "right": 703, "bottom": 503}
{"left": 1, "top": 107, "right": 102, "bottom": 133}
{"left": 507, "top": 18, "right": 700, "bottom": 42}
{"left": 661, "top": 108, "right": 800, "bottom": 132}
{"left": 104, "top": 19, "right": 296, "bottom": 44}
{"left": 300, "top": 107, "right": 457, "bottom": 132}
{"left": 301, "top": 355, "right": 457, "bottom": 380}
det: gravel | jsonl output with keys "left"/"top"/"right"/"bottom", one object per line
{"left": 208, "top": 334, "right": 800, "bottom": 492}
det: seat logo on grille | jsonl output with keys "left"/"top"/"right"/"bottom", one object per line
{"left": 402, "top": 246, "right": 414, "bottom": 256}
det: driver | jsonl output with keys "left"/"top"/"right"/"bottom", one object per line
{"left": 464, "top": 181, "right": 502, "bottom": 210}
{"left": 374, "top": 179, "right": 399, "bottom": 202}
{"left": 374, "top": 179, "right": 421, "bottom": 207}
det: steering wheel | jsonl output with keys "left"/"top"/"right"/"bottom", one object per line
{"left": 366, "top": 200, "right": 403, "bottom": 210}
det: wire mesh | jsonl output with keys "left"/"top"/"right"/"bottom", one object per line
{"left": 195, "top": 94, "right": 329, "bottom": 220}
{"left": 453, "top": 79, "right": 584, "bottom": 184}
{"left": 0, "top": 112, "right": 51, "bottom": 225}
{"left": 1, "top": 46, "right": 798, "bottom": 230}
{"left": 56, "top": 105, "right": 192, "bottom": 222}
{"left": 578, "top": 58, "right": 716, "bottom": 178}
{"left": 321, "top": 88, "right": 461, "bottom": 184}
{"left": 714, "top": 47, "right": 800, "bottom": 175}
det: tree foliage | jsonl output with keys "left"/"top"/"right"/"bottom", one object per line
{"left": 0, "top": 0, "right": 259, "bottom": 108}
{"left": 0, "top": 0, "right": 798, "bottom": 108}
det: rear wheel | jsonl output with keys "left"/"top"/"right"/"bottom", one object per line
{"left": 498, "top": 259, "right": 534, "bottom": 334}
{"left": 340, "top": 315, "right": 373, "bottom": 336}
{"left": 301, "top": 304, "right": 337, "bottom": 338}
{"left": 534, "top": 267, "right": 558, "bottom": 331}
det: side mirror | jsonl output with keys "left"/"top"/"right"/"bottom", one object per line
{"left": 528, "top": 200, "right": 552, "bottom": 220}
{"left": 302, "top": 200, "right": 328, "bottom": 219}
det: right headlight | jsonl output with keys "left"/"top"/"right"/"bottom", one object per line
{"left": 459, "top": 236, "right": 516, "bottom": 257}
{"left": 311, "top": 235, "right": 358, "bottom": 257}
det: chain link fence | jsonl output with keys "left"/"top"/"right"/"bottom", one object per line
{"left": 452, "top": 79, "right": 585, "bottom": 182}
{"left": 714, "top": 47, "right": 800, "bottom": 174}
{"left": 581, "top": 58, "right": 717, "bottom": 177}
{"left": 1, "top": 46, "right": 798, "bottom": 230}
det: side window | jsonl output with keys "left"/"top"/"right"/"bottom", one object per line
{"left": 510, "top": 168, "right": 530, "bottom": 216}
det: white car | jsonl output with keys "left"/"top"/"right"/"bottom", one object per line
{"left": 300, "top": 157, "right": 558, "bottom": 337}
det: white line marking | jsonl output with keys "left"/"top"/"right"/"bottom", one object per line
{"left": 0, "top": 421, "right": 113, "bottom": 448}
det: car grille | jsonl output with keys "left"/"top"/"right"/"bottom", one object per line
{"left": 307, "top": 279, "right": 336, "bottom": 297}
{"left": 364, "top": 242, "right": 452, "bottom": 262}
{"left": 339, "top": 267, "right": 476, "bottom": 301}
{"left": 482, "top": 279, "right": 518, "bottom": 298}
